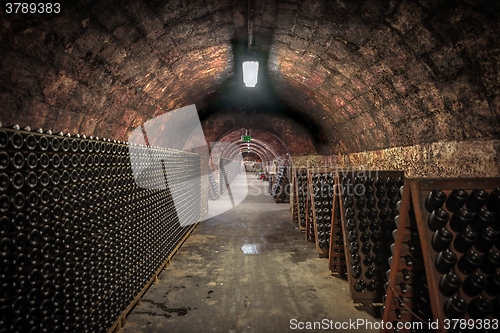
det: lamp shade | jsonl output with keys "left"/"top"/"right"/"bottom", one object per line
{"left": 242, "top": 61, "right": 259, "bottom": 87}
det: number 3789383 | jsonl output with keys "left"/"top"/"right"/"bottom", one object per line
{"left": 5, "top": 3, "right": 61, "bottom": 14}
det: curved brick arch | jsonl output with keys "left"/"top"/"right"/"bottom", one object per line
{"left": 0, "top": 0, "right": 498, "bottom": 156}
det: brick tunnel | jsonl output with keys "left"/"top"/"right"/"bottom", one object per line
{"left": 0, "top": 1, "right": 499, "bottom": 332}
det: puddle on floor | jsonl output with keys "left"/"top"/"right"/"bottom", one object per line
{"left": 241, "top": 243, "right": 262, "bottom": 254}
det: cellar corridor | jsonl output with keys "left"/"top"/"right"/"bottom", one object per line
{"left": 122, "top": 173, "right": 379, "bottom": 333}
{"left": 1, "top": 1, "right": 499, "bottom": 332}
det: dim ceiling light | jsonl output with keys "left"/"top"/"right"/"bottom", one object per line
{"left": 242, "top": 61, "right": 259, "bottom": 87}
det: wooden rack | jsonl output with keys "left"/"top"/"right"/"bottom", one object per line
{"left": 383, "top": 178, "right": 500, "bottom": 332}
{"left": 329, "top": 183, "right": 347, "bottom": 275}
{"left": 293, "top": 169, "right": 308, "bottom": 232}
{"left": 337, "top": 170, "right": 405, "bottom": 306}
{"left": 307, "top": 168, "right": 338, "bottom": 257}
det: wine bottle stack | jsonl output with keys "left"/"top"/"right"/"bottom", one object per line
{"left": 291, "top": 186, "right": 298, "bottom": 226}
{"left": 268, "top": 174, "right": 274, "bottom": 194}
{"left": 306, "top": 190, "right": 316, "bottom": 242}
{"left": 219, "top": 158, "right": 239, "bottom": 194}
{"left": 329, "top": 179, "right": 346, "bottom": 275}
{"left": 294, "top": 169, "right": 308, "bottom": 231}
{"left": 340, "top": 171, "right": 405, "bottom": 305}
{"left": 207, "top": 165, "right": 219, "bottom": 200}
{"left": 424, "top": 186, "right": 500, "bottom": 321}
{"left": 382, "top": 185, "right": 431, "bottom": 331}
{"left": 309, "top": 171, "right": 335, "bottom": 256}
{"left": 271, "top": 166, "right": 290, "bottom": 203}
{"left": 0, "top": 126, "right": 202, "bottom": 333}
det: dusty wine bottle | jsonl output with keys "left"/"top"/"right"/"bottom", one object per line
{"left": 480, "top": 249, "right": 500, "bottom": 274}
{"left": 453, "top": 227, "right": 478, "bottom": 253}
{"left": 425, "top": 190, "right": 447, "bottom": 212}
{"left": 446, "top": 189, "right": 468, "bottom": 212}
{"left": 457, "top": 249, "right": 482, "bottom": 275}
{"left": 465, "top": 189, "right": 489, "bottom": 212}
{"left": 449, "top": 207, "right": 474, "bottom": 232}
{"left": 428, "top": 208, "right": 449, "bottom": 231}
{"left": 443, "top": 296, "right": 467, "bottom": 319}
{"left": 435, "top": 250, "right": 457, "bottom": 274}
{"left": 431, "top": 228, "right": 453, "bottom": 252}
{"left": 468, "top": 296, "right": 493, "bottom": 319}
{"left": 462, "top": 272, "right": 487, "bottom": 297}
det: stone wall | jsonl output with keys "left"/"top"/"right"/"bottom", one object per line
{"left": 290, "top": 139, "right": 499, "bottom": 178}
{"left": 336, "top": 138, "right": 500, "bottom": 178}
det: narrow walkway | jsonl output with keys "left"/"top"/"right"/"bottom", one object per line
{"left": 122, "top": 173, "right": 379, "bottom": 333}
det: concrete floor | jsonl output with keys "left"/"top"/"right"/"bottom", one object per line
{"left": 122, "top": 173, "right": 380, "bottom": 333}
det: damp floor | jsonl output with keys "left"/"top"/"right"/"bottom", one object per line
{"left": 121, "top": 173, "right": 380, "bottom": 333}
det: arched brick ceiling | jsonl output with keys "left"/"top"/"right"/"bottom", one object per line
{"left": 0, "top": 0, "right": 499, "bottom": 155}
{"left": 211, "top": 128, "right": 289, "bottom": 164}
{"left": 211, "top": 128, "right": 290, "bottom": 159}
{"left": 227, "top": 143, "right": 271, "bottom": 162}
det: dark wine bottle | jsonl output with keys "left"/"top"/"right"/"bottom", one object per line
{"left": 475, "top": 228, "right": 498, "bottom": 252}
{"left": 425, "top": 190, "right": 447, "bottom": 212}
{"left": 431, "top": 228, "right": 453, "bottom": 252}
{"left": 357, "top": 207, "right": 368, "bottom": 220}
{"left": 404, "top": 255, "right": 414, "bottom": 266}
{"left": 358, "top": 219, "right": 369, "bottom": 232}
{"left": 346, "top": 219, "right": 356, "bottom": 231}
{"left": 453, "top": 227, "right": 478, "bottom": 253}
{"left": 439, "top": 273, "right": 462, "bottom": 297}
{"left": 449, "top": 208, "right": 474, "bottom": 232}
{"left": 435, "top": 250, "right": 457, "bottom": 274}
{"left": 351, "top": 254, "right": 361, "bottom": 265}
{"left": 470, "top": 208, "right": 495, "bottom": 231}
{"left": 348, "top": 230, "right": 358, "bottom": 242}
{"left": 480, "top": 249, "right": 500, "bottom": 274}
{"left": 369, "top": 219, "right": 381, "bottom": 231}
{"left": 377, "top": 197, "right": 388, "bottom": 210}
{"left": 365, "top": 266, "right": 377, "bottom": 279}
{"left": 364, "top": 195, "right": 375, "bottom": 210}
{"left": 356, "top": 197, "right": 367, "bottom": 210}
{"left": 462, "top": 272, "right": 487, "bottom": 297}
{"left": 354, "top": 279, "right": 366, "bottom": 292}
{"left": 345, "top": 208, "right": 354, "bottom": 219}
{"left": 349, "top": 242, "right": 359, "bottom": 254}
{"left": 466, "top": 189, "right": 489, "bottom": 212}
{"left": 361, "top": 241, "right": 372, "bottom": 255}
{"left": 468, "top": 296, "right": 493, "bottom": 319}
{"left": 428, "top": 208, "right": 449, "bottom": 231}
{"left": 344, "top": 197, "right": 354, "bottom": 208}
{"left": 457, "top": 249, "right": 482, "bottom": 275}
{"left": 363, "top": 253, "right": 375, "bottom": 266}
{"left": 352, "top": 265, "right": 362, "bottom": 279}
{"left": 360, "top": 230, "right": 372, "bottom": 242}
{"left": 443, "top": 296, "right": 467, "bottom": 319}
{"left": 371, "top": 229, "right": 382, "bottom": 242}
{"left": 446, "top": 189, "right": 468, "bottom": 212}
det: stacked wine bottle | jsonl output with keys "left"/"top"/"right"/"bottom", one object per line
{"left": 339, "top": 171, "right": 405, "bottom": 305}
{"left": 271, "top": 166, "right": 290, "bottom": 203}
{"left": 306, "top": 192, "right": 315, "bottom": 242}
{"left": 309, "top": 171, "right": 334, "bottom": 256}
{"left": 219, "top": 158, "right": 239, "bottom": 194}
{"left": 294, "top": 169, "right": 308, "bottom": 231}
{"left": 382, "top": 183, "right": 432, "bottom": 332}
{"left": 423, "top": 185, "right": 500, "bottom": 321}
{"left": 0, "top": 125, "right": 202, "bottom": 333}
{"left": 329, "top": 182, "right": 346, "bottom": 275}
{"left": 207, "top": 165, "right": 219, "bottom": 200}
